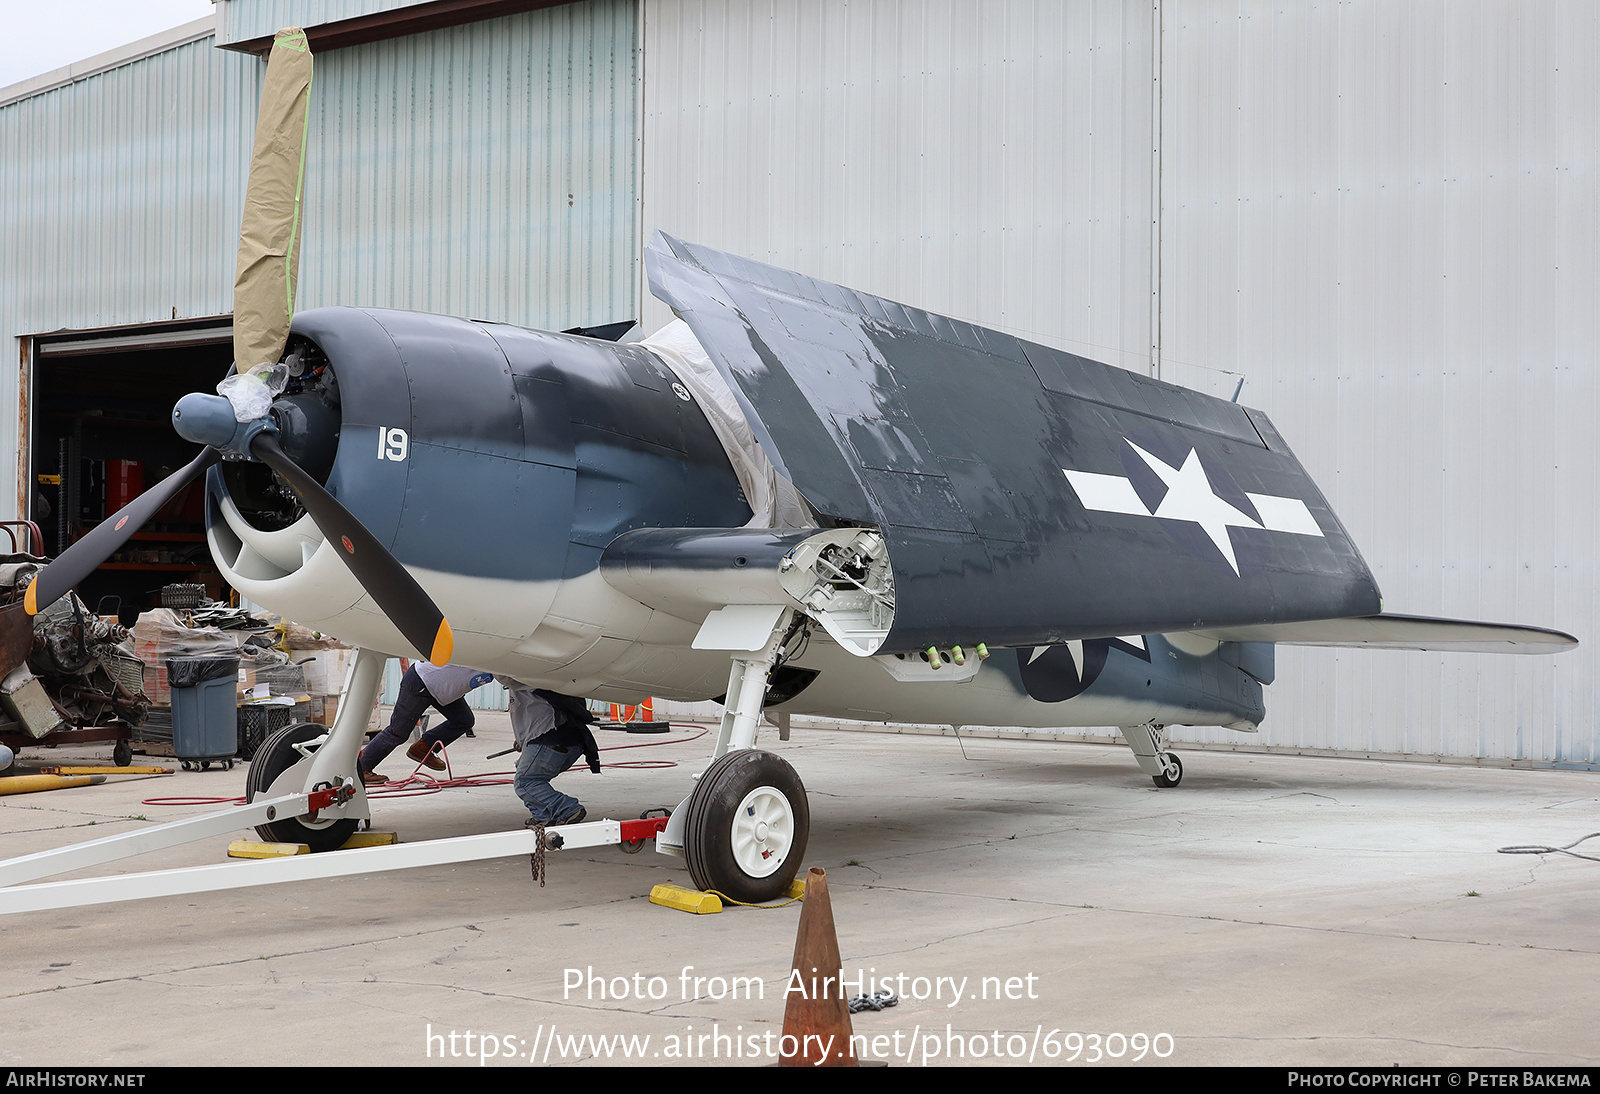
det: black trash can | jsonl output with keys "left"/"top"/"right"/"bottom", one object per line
{"left": 168, "top": 655, "right": 240, "bottom": 770}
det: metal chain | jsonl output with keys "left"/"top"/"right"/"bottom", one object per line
{"left": 529, "top": 823, "right": 546, "bottom": 886}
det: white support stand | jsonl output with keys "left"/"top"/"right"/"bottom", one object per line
{"left": 710, "top": 608, "right": 794, "bottom": 760}
{"left": 0, "top": 794, "right": 310, "bottom": 889}
{"left": 1122, "top": 721, "right": 1179, "bottom": 781}
{"left": 0, "top": 819, "right": 630, "bottom": 917}
{"left": 260, "top": 646, "right": 387, "bottom": 820}
{"left": 0, "top": 644, "right": 683, "bottom": 916}
{"left": 0, "top": 648, "right": 392, "bottom": 892}
{"left": 658, "top": 608, "right": 794, "bottom": 859}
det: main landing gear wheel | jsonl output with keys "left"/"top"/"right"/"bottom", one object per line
{"left": 1152, "top": 751, "right": 1183, "bottom": 788}
{"left": 245, "top": 722, "right": 358, "bottom": 852}
{"left": 683, "top": 749, "right": 808, "bottom": 903}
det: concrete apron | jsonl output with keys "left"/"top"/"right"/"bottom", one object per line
{"left": 0, "top": 711, "right": 1594, "bottom": 1067}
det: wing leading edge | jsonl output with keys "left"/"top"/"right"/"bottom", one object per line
{"left": 1190, "top": 614, "right": 1577, "bottom": 654}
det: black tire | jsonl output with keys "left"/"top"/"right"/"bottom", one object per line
{"left": 112, "top": 740, "right": 133, "bottom": 768}
{"left": 1152, "top": 752, "right": 1183, "bottom": 788}
{"left": 160, "top": 583, "right": 205, "bottom": 609}
{"left": 246, "top": 722, "right": 358, "bottom": 852}
{"left": 683, "top": 749, "right": 808, "bottom": 903}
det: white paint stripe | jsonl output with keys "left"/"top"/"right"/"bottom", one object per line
{"left": 1245, "top": 493, "right": 1323, "bottom": 536}
{"left": 1064, "top": 470, "right": 1150, "bottom": 516}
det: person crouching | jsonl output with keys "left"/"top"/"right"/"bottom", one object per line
{"left": 499, "top": 677, "right": 600, "bottom": 826}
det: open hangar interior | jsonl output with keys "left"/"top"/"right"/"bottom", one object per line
{"left": 0, "top": 0, "right": 1595, "bottom": 766}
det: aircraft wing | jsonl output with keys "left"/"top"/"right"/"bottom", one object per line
{"left": 1189, "top": 614, "right": 1577, "bottom": 653}
{"left": 645, "top": 233, "right": 1383, "bottom": 653}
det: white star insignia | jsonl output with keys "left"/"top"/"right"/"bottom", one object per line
{"left": 1064, "top": 443, "right": 1323, "bottom": 576}
{"left": 1027, "top": 635, "right": 1145, "bottom": 673}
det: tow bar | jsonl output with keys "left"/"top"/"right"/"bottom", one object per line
{"left": 0, "top": 805, "right": 672, "bottom": 917}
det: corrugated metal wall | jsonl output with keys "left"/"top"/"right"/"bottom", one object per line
{"left": 0, "top": 38, "right": 247, "bottom": 337}
{"left": 638, "top": 0, "right": 1597, "bottom": 764}
{"left": 4, "top": 0, "right": 637, "bottom": 713}
{"left": 1158, "top": 1, "right": 1598, "bottom": 764}
{"left": 639, "top": 0, "right": 1161, "bottom": 374}
{"left": 296, "top": 0, "right": 637, "bottom": 328}
{"left": 0, "top": 30, "right": 250, "bottom": 514}
{"left": 1, "top": 0, "right": 637, "bottom": 510}
{"left": 216, "top": 0, "right": 422, "bottom": 45}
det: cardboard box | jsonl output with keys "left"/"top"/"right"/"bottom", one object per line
{"left": 235, "top": 662, "right": 308, "bottom": 702}
{"left": 1, "top": 667, "right": 65, "bottom": 739}
{"left": 293, "top": 647, "right": 354, "bottom": 697}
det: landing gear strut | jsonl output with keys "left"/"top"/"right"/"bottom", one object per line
{"left": 1122, "top": 721, "right": 1183, "bottom": 788}
{"left": 658, "top": 606, "right": 812, "bottom": 899}
{"left": 245, "top": 722, "right": 359, "bottom": 851}
{"left": 245, "top": 646, "right": 384, "bottom": 849}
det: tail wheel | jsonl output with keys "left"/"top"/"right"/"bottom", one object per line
{"left": 683, "top": 749, "right": 808, "bottom": 903}
{"left": 1152, "top": 751, "right": 1183, "bottom": 788}
{"left": 246, "top": 721, "right": 358, "bottom": 852}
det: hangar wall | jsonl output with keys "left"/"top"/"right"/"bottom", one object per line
{"left": 639, "top": 0, "right": 1161, "bottom": 375}
{"left": 287, "top": 0, "right": 637, "bottom": 329}
{"left": 1158, "top": 2, "right": 1599, "bottom": 765}
{"left": 1, "top": 0, "right": 637, "bottom": 511}
{"left": 0, "top": 23, "right": 250, "bottom": 517}
{"left": 219, "top": 0, "right": 423, "bottom": 41}
{"left": 638, "top": 0, "right": 1599, "bottom": 764}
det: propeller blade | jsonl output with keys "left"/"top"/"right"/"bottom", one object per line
{"left": 233, "top": 27, "right": 314, "bottom": 374}
{"left": 249, "top": 433, "right": 453, "bottom": 664}
{"left": 26, "top": 447, "right": 221, "bottom": 616}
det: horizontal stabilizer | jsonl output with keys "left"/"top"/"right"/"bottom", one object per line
{"left": 1190, "top": 614, "right": 1577, "bottom": 654}
{"left": 561, "top": 320, "right": 637, "bottom": 342}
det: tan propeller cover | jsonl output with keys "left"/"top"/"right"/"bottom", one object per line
{"left": 233, "top": 28, "right": 313, "bottom": 372}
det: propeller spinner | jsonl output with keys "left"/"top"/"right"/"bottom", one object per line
{"left": 25, "top": 28, "right": 454, "bottom": 666}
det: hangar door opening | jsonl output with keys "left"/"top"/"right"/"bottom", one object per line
{"left": 32, "top": 322, "right": 233, "bottom": 625}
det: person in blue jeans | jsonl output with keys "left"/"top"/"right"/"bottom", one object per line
{"left": 499, "top": 677, "right": 600, "bottom": 826}
{"left": 359, "top": 662, "right": 493, "bottom": 784}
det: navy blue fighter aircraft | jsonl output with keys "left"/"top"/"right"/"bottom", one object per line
{"left": 25, "top": 31, "right": 1575, "bottom": 903}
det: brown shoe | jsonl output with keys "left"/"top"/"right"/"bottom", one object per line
{"left": 360, "top": 768, "right": 389, "bottom": 786}
{"left": 407, "top": 739, "right": 446, "bottom": 771}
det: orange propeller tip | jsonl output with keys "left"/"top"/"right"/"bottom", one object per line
{"left": 430, "top": 619, "right": 454, "bottom": 666}
{"left": 23, "top": 580, "right": 37, "bottom": 616}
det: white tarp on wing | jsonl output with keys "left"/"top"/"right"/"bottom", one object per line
{"left": 638, "top": 320, "right": 816, "bottom": 530}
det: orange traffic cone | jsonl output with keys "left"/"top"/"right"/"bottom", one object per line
{"left": 780, "top": 867, "right": 858, "bottom": 1066}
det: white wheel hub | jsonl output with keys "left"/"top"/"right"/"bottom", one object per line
{"left": 730, "top": 786, "right": 794, "bottom": 878}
